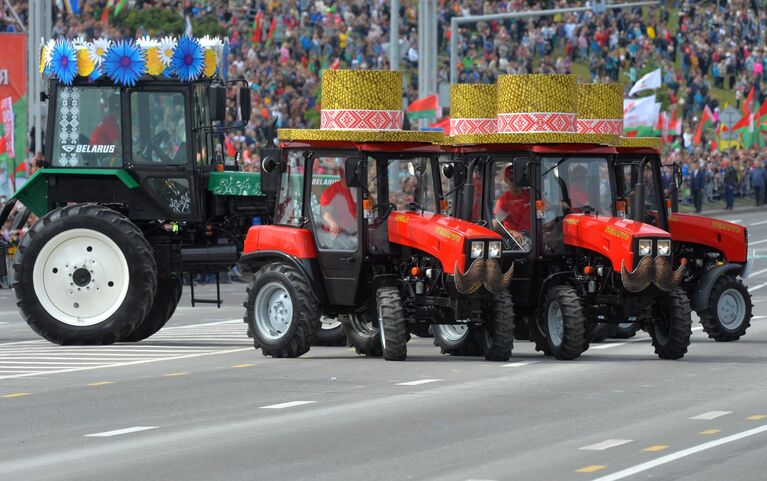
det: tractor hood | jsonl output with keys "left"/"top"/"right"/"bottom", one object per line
{"left": 668, "top": 213, "right": 747, "bottom": 263}
{"left": 563, "top": 213, "right": 671, "bottom": 271}
{"left": 387, "top": 210, "right": 501, "bottom": 272}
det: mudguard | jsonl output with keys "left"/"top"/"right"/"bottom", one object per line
{"left": 690, "top": 263, "right": 745, "bottom": 311}
{"left": 238, "top": 250, "right": 327, "bottom": 304}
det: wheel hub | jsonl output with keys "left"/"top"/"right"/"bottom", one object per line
{"left": 254, "top": 282, "right": 293, "bottom": 340}
{"left": 717, "top": 288, "right": 746, "bottom": 330}
{"left": 72, "top": 267, "right": 92, "bottom": 287}
{"left": 547, "top": 301, "right": 564, "bottom": 347}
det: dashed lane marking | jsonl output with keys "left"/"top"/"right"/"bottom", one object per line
{"left": 502, "top": 361, "right": 540, "bottom": 367}
{"left": 579, "top": 439, "right": 633, "bottom": 451}
{"left": 749, "top": 282, "right": 767, "bottom": 293}
{"left": 749, "top": 219, "right": 767, "bottom": 226}
{"left": 590, "top": 343, "right": 626, "bottom": 350}
{"left": 84, "top": 426, "right": 158, "bottom": 437}
{"left": 748, "top": 267, "right": 767, "bottom": 278}
{"left": 749, "top": 239, "right": 767, "bottom": 246}
{"left": 396, "top": 379, "right": 444, "bottom": 386}
{"left": 690, "top": 411, "right": 732, "bottom": 420}
{"left": 87, "top": 381, "right": 114, "bottom": 386}
{"left": 259, "top": 401, "right": 316, "bottom": 410}
{"left": 641, "top": 445, "right": 669, "bottom": 452}
{"left": 591, "top": 424, "right": 767, "bottom": 481}
{"left": 692, "top": 326, "right": 704, "bottom": 332}
{"left": 576, "top": 465, "right": 607, "bottom": 473}
{"left": 747, "top": 415, "right": 767, "bottom": 420}
{"left": 1, "top": 392, "right": 30, "bottom": 398}
{"left": 164, "top": 372, "right": 189, "bottom": 377}
{"left": 698, "top": 429, "right": 722, "bottom": 435}
{"left": 231, "top": 363, "right": 255, "bottom": 368}
{"left": 752, "top": 316, "right": 767, "bottom": 320}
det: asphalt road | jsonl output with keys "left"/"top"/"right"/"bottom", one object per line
{"left": 1, "top": 208, "right": 767, "bottom": 481}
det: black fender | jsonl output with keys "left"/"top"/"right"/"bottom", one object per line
{"left": 239, "top": 250, "right": 328, "bottom": 305}
{"left": 690, "top": 263, "right": 744, "bottom": 311}
{"left": 0, "top": 198, "right": 17, "bottom": 227}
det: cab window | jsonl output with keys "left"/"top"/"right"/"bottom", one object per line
{"left": 489, "top": 159, "right": 532, "bottom": 252}
{"left": 130, "top": 91, "right": 187, "bottom": 165}
{"left": 310, "top": 156, "right": 359, "bottom": 251}
{"left": 388, "top": 157, "right": 438, "bottom": 212}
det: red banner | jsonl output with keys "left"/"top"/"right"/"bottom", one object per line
{"left": 0, "top": 34, "right": 26, "bottom": 103}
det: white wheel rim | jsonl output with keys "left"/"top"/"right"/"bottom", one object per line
{"left": 254, "top": 282, "right": 293, "bottom": 341}
{"left": 618, "top": 322, "right": 635, "bottom": 329}
{"left": 320, "top": 316, "right": 342, "bottom": 331}
{"left": 547, "top": 301, "right": 564, "bottom": 347}
{"left": 378, "top": 302, "right": 386, "bottom": 350}
{"left": 32, "top": 228, "right": 130, "bottom": 327}
{"left": 435, "top": 324, "right": 469, "bottom": 342}
{"left": 717, "top": 288, "right": 746, "bottom": 330}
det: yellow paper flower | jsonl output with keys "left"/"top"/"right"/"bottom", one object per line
{"left": 77, "top": 48, "right": 95, "bottom": 77}
{"left": 145, "top": 47, "right": 164, "bottom": 75}
{"left": 39, "top": 46, "right": 48, "bottom": 74}
{"left": 203, "top": 48, "right": 216, "bottom": 77}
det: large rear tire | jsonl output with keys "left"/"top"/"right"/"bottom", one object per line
{"left": 540, "top": 286, "right": 588, "bottom": 360}
{"left": 377, "top": 287, "right": 407, "bottom": 361}
{"left": 612, "top": 322, "right": 639, "bottom": 339}
{"left": 313, "top": 316, "right": 347, "bottom": 346}
{"left": 484, "top": 292, "right": 515, "bottom": 361}
{"left": 13, "top": 204, "right": 157, "bottom": 345}
{"left": 698, "top": 276, "right": 752, "bottom": 342}
{"left": 432, "top": 324, "right": 485, "bottom": 356}
{"left": 649, "top": 288, "right": 692, "bottom": 359}
{"left": 121, "top": 276, "right": 183, "bottom": 342}
{"left": 244, "top": 263, "right": 320, "bottom": 358}
{"left": 342, "top": 311, "right": 383, "bottom": 357}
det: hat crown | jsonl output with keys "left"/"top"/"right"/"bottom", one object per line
{"left": 320, "top": 70, "right": 403, "bottom": 130}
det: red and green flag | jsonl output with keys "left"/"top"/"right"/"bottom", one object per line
{"left": 114, "top": 0, "right": 128, "bottom": 16}
{"left": 406, "top": 95, "right": 439, "bottom": 122}
{"left": 252, "top": 12, "right": 263, "bottom": 43}
{"left": 693, "top": 105, "right": 714, "bottom": 145}
{"left": 743, "top": 86, "right": 755, "bottom": 116}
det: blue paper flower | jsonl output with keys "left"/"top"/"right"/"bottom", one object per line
{"left": 102, "top": 40, "right": 145, "bottom": 87}
{"left": 171, "top": 35, "right": 204, "bottom": 82}
{"left": 222, "top": 38, "right": 230, "bottom": 82}
{"left": 51, "top": 40, "right": 78, "bottom": 85}
{"left": 89, "top": 68, "right": 102, "bottom": 82}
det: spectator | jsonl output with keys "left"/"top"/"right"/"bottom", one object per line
{"left": 751, "top": 160, "right": 767, "bottom": 206}
{"left": 690, "top": 161, "right": 706, "bottom": 213}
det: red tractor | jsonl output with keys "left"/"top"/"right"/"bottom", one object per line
{"left": 614, "top": 138, "right": 752, "bottom": 341}
{"left": 238, "top": 70, "right": 515, "bottom": 361}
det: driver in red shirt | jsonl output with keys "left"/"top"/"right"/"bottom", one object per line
{"left": 90, "top": 94, "right": 120, "bottom": 146}
{"left": 493, "top": 165, "right": 530, "bottom": 242}
{"left": 320, "top": 165, "right": 358, "bottom": 249}
{"left": 567, "top": 165, "right": 589, "bottom": 211}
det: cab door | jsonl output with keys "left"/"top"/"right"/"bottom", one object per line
{"left": 126, "top": 86, "right": 199, "bottom": 220}
{"left": 306, "top": 153, "right": 364, "bottom": 306}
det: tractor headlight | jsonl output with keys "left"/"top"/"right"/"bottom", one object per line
{"left": 657, "top": 239, "right": 671, "bottom": 256}
{"left": 638, "top": 239, "right": 653, "bottom": 257}
{"left": 471, "top": 241, "right": 485, "bottom": 259}
{"left": 488, "top": 241, "right": 502, "bottom": 258}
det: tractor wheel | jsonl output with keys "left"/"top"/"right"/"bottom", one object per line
{"left": 244, "top": 263, "right": 320, "bottom": 358}
{"left": 589, "top": 323, "right": 617, "bottom": 343}
{"left": 649, "top": 288, "right": 692, "bottom": 359}
{"left": 121, "top": 276, "right": 183, "bottom": 342}
{"left": 540, "top": 286, "right": 588, "bottom": 360}
{"left": 698, "top": 276, "right": 752, "bottom": 342}
{"left": 343, "top": 311, "right": 383, "bottom": 357}
{"left": 13, "top": 204, "right": 157, "bottom": 345}
{"left": 529, "top": 314, "right": 552, "bottom": 356}
{"left": 377, "top": 287, "right": 407, "bottom": 361}
{"left": 483, "top": 292, "right": 515, "bottom": 362}
{"left": 612, "top": 322, "right": 639, "bottom": 339}
{"left": 313, "top": 316, "right": 347, "bottom": 346}
{"left": 432, "top": 324, "right": 485, "bottom": 356}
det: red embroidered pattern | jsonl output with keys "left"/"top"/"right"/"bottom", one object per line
{"left": 450, "top": 118, "right": 497, "bottom": 135}
{"left": 321, "top": 109, "right": 403, "bottom": 130}
{"left": 496, "top": 112, "right": 577, "bottom": 133}
{"left": 577, "top": 119, "right": 624, "bottom": 135}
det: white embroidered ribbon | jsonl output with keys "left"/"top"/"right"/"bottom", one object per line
{"left": 496, "top": 112, "right": 577, "bottom": 134}
{"left": 450, "top": 118, "right": 497, "bottom": 135}
{"left": 321, "top": 109, "right": 403, "bottom": 130}
{"left": 577, "top": 118, "right": 624, "bottom": 136}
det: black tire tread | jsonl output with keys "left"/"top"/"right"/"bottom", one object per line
{"left": 121, "top": 276, "right": 183, "bottom": 342}
{"left": 378, "top": 287, "right": 407, "bottom": 361}
{"left": 698, "top": 276, "right": 753, "bottom": 342}
{"left": 342, "top": 313, "right": 383, "bottom": 357}
{"left": 432, "top": 326, "right": 485, "bottom": 356}
{"left": 541, "top": 285, "right": 588, "bottom": 360}
{"left": 650, "top": 288, "right": 693, "bottom": 359}
{"left": 313, "top": 319, "right": 347, "bottom": 346}
{"left": 485, "top": 292, "right": 514, "bottom": 361}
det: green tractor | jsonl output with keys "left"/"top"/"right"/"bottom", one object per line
{"left": 1, "top": 69, "right": 265, "bottom": 345}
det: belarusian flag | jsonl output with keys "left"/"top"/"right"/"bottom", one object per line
{"left": 743, "top": 86, "right": 755, "bottom": 115}
{"left": 430, "top": 117, "right": 450, "bottom": 135}
{"left": 252, "top": 11, "right": 262, "bottom": 43}
{"left": 668, "top": 109, "right": 681, "bottom": 139}
{"left": 693, "top": 105, "right": 714, "bottom": 144}
{"left": 732, "top": 100, "right": 767, "bottom": 148}
{"left": 406, "top": 95, "right": 439, "bottom": 122}
{"left": 624, "top": 125, "right": 658, "bottom": 137}
{"left": 113, "top": 0, "right": 128, "bottom": 16}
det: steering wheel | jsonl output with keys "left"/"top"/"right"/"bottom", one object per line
{"left": 141, "top": 129, "right": 173, "bottom": 163}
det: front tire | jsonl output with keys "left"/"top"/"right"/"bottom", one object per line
{"left": 612, "top": 322, "right": 639, "bottom": 339}
{"left": 698, "top": 276, "right": 752, "bottom": 342}
{"left": 540, "top": 285, "right": 587, "bottom": 360}
{"left": 342, "top": 311, "right": 383, "bottom": 357}
{"left": 432, "top": 324, "right": 485, "bottom": 356}
{"left": 13, "top": 204, "right": 157, "bottom": 345}
{"left": 244, "top": 263, "right": 320, "bottom": 358}
{"left": 121, "top": 276, "right": 183, "bottom": 342}
{"left": 313, "top": 316, "right": 347, "bottom": 346}
{"left": 377, "top": 287, "right": 407, "bottom": 361}
{"left": 649, "top": 288, "right": 692, "bottom": 359}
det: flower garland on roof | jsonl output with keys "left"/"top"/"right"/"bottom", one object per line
{"left": 50, "top": 40, "right": 78, "bottom": 85}
{"left": 102, "top": 40, "right": 146, "bottom": 86}
{"left": 171, "top": 35, "right": 205, "bottom": 82}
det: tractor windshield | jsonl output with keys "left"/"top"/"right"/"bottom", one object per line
{"left": 50, "top": 86, "right": 123, "bottom": 168}
{"left": 615, "top": 156, "right": 666, "bottom": 227}
{"left": 386, "top": 157, "right": 439, "bottom": 213}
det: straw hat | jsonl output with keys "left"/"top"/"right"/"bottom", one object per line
{"left": 278, "top": 69, "right": 444, "bottom": 143}
{"left": 617, "top": 136, "right": 663, "bottom": 150}
{"left": 448, "top": 83, "right": 497, "bottom": 136}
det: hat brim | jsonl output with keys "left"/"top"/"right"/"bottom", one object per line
{"left": 278, "top": 129, "right": 445, "bottom": 143}
{"left": 617, "top": 137, "right": 663, "bottom": 149}
{"left": 451, "top": 132, "right": 617, "bottom": 146}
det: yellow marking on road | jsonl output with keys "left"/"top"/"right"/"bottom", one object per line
{"left": 231, "top": 364, "right": 254, "bottom": 368}
{"left": 576, "top": 465, "right": 606, "bottom": 473}
{"left": 747, "top": 415, "right": 767, "bottom": 420}
{"left": 642, "top": 445, "right": 669, "bottom": 452}
{"left": 699, "top": 429, "right": 722, "bottom": 435}
{"left": 2, "top": 392, "right": 30, "bottom": 398}
{"left": 164, "top": 372, "right": 189, "bottom": 377}
{"left": 88, "top": 381, "right": 115, "bottom": 386}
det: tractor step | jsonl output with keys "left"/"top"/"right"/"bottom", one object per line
{"left": 188, "top": 273, "right": 223, "bottom": 308}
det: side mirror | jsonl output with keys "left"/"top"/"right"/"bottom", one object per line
{"left": 239, "top": 87, "right": 251, "bottom": 123}
{"left": 209, "top": 85, "right": 226, "bottom": 122}
{"left": 513, "top": 159, "right": 530, "bottom": 188}
{"left": 260, "top": 148, "right": 282, "bottom": 195}
{"left": 344, "top": 156, "right": 365, "bottom": 188}
{"left": 672, "top": 162, "right": 683, "bottom": 189}
{"left": 262, "top": 156, "right": 278, "bottom": 173}
{"left": 442, "top": 164, "right": 455, "bottom": 179}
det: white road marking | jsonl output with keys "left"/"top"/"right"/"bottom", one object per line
{"left": 749, "top": 267, "right": 767, "bottom": 278}
{"left": 749, "top": 219, "right": 767, "bottom": 226}
{"left": 0, "top": 322, "right": 7, "bottom": 325}
{"left": 85, "top": 426, "right": 158, "bottom": 437}
{"left": 591, "top": 343, "right": 626, "bottom": 350}
{"left": 749, "top": 239, "right": 767, "bottom": 246}
{"left": 752, "top": 315, "right": 766, "bottom": 320}
{"left": 690, "top": 411, "right": 732, "bottom": 420}
{"left": 748, "top": 282, "right": 767, "bottom": 293}
{"left": 502, "top": 361, "right": 540, "bottom": 367}
{"left": 692, "top": 326, "right": 704, "bottom": 332}
{"left": 167, "top": 319, "right": 242, "bottom": 328}
{"left": 591, "top": 424, "right": 767, "bottom": 481}
{"left": 580, "top": 439, "right": 633, "bottom": 451}
{"left": 397, "top": 379, "right": 444, "bottom": 386}
{"left": 729, "top": 219, "right": 743, "bottom": 224}
{"left": 259, "top": 401, "right": 316, "bottom": 410}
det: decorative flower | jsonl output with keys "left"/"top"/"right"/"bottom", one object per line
{"left": 51, "top": 40, "right": 78, "bottom": 85}
{"left": 221, "top": 38, "right": 230, "bottom": 82}
{"left": 171, "top": 35, "right": 204, "bottom": 82}
{"left": 44, "top": 39, "right": 55, "bottom": 64}
{"left": 77, "top": 48, "right": 95, "bottom": 77}
{"left": 145, "top": 47, "right": 164, "bottom": 76}
{"left": 88, "top": 38, "right": 111, "bottom": 66}
{"left": 203, "top": 48, "right": 217, "bottom": 77}
{"left": 158, "top": 36, "right": 176, "bottom": 67}
{"left": 39, "top": 45, "right": 49, "bottom": 74}
{"left": 102, "top": 40, "right": 146, "bottom": 86}
{"left": 136, "top": 36, "right": 157, "bottom": 48}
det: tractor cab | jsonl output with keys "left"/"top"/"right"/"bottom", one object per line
{"left": 240, "top": 70, "right": 515, "bottom": 362}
